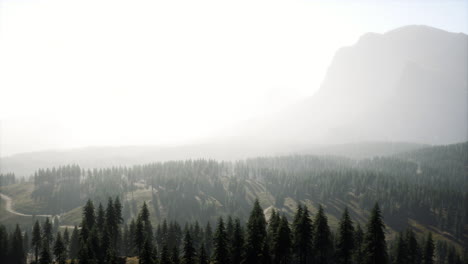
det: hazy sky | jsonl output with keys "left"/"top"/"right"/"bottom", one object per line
{"left": 0, "top": 0, "right": 467, "bottom": 156}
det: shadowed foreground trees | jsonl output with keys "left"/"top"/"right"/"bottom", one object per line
{"left": 0, "top": 199, "right": 465, "bottom": 264}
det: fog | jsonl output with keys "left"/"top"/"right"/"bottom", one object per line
{"left": 1, "top": 0, "right": 467, "bottom": 157}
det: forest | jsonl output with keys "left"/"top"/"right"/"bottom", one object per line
{"left": 1, "top": 197, "right": 464, "bottom": 264}
{"left": 0, "top": 142, "right": 466, "bottom": 263}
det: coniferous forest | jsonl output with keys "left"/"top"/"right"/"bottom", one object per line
{"left": 0, "top": 142, "right": 466, "bottom": 263}
{"left": 1, "top": 197, "right": 464, "bottom": 264}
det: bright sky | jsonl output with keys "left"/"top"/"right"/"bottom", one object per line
{"left": 0, "top": 0, "right": 467, "bottom": 156}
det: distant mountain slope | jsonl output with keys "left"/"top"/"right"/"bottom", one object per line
{"left": 237, "top": 25, "right": 468, "bottom": 145}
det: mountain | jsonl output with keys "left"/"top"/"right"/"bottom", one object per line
{"left": 237, "top": 25, "right": 468, "bottom": 145}
{"left": 1, "top": 25, "right": 466, "bottom": 177}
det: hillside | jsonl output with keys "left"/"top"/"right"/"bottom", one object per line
{"left": 1, "top": 142, "right": 466, "bottom": 251}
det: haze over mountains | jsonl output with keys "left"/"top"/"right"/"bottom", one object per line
{"left": 1, "top": 25, "right": 467, "bottom": 177}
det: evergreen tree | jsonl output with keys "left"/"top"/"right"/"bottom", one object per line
{"left": 10, "top": 224, "right": 25, "bottom": 264}
{"left": 394, "top": 232, "right": 408, "bottom": 264}
{"left": 212, "top": 217, "right": 229, "bottom": 264}
{"left": 272, "top": 215, "right": 291, "bottom": 264}
{"left": 160, "top": 244, "right": 171, "bottom": 264}
{"left": 353, "top": 223, "right": 364, "bottom": 264}
{"left": 23, "top": 231, "right": 30, "bottom": 255}
{"left": 363, "top": 203, "right": 387, "bottom": 264}
{"left": 182, "top": 230, "right": 196, "bottom": 264}
{"left": 54, "top": 232, "right": 67, "bottom": 264}
{"left": 32, "top": 220, "right": 42, "bottom": 264}
{"left": 422, "top": 233, "right": 434, "bottom": 264}
{"left": 406, "top": 229, "right": 421, "bottom": 264}
{"left": 292, "top": 204, "right": 312, "bottom": 264}
{"left": 39, "top": 239, "right": 52, "bottom": 264}
{"left": 171, "top": 245, "right": 181, "bottom": 264}
{"left": 204, "top": 222, "right": 213, "bottom": 256}
{"left": 96, "top": 203, "right": 106, "bottom": 231}
{"left": 83, "top": 199, "right": 96, "bottom": 231}
{"left": 243, "top": 199, "right": 267, "bottom": 264}
{"left": 69, "top": 225, "right": 80, "bottom": 259}
{"left": 63, "top": 227, "right": 70, "bottom": 249}
{"left": 336, "top": 208, "right": 355, "bottom": 264}
{"left": 140, "top": 239, "right": 156, "bottom": 264}
{"left": 312, "top": 205, "right": 332, "bottom": 264}
{"left": 230, "top": 218, "right": 244, "bottom": 264}
{"left": 134, "top": 215, "right": 145, "bottom": 255}
{"left": 198, "top": 244, "right": 208, "bottom": 264}
{"left": 43, "top": 217, "right": 53, "bottom": 248}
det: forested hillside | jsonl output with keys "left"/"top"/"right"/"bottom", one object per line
{"left": 0, "top": 142, "right": 466, "bottom": 263}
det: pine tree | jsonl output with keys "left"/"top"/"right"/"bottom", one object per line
{"left": 406, "top": 229, "right": 421, "bottom": 264}
{"left": 23, "top": 231, "right": 30, "bottom": 255}
{"left": 292, "top": 204, "right": 312, "bottom": 264}
{"left": 212, "top": 217, "right": 229, "bottom": 264}
{"left": 54, "top": 232, "right": 67, "bottom": 264}
{"left": 96, "top": 203, "right": 106, "bottom": 231}
{"left": 140, "top": 239, "right": 156, "bottom": 264}
{"left": 267, "top": 209, "right": 280, "bottom": 251}
{"left": 394, "top": 232, "right": 408, "bottom": 264}
{"left": 336, "top": 208, "right": 355, "bottom": 264}
{"left": 171, "top": 245, "right": 181, "bottom": 264}
{"left": 83, "top": 199, "right": 96, "bottom": 231}
{"left": 160, "top": 244, "right": 171, "bottom": 264}
{"left": 272, "top": 215, "right": 292, "bottom": 264}
{"left": 69, "top": 225, "right": 80, "bottom": 259}
{"left": 353, "top": 223, "right": 364, "bottom": 264}
{"left": 198, "top": 244, "right": 208, "bottom": 264}
{"left": 39, "top": 239, "right": 52, "bottom": 264}
{"left": 134, "top": 215, "right": 145, "bottom": 255}
{"left": 243, "top": 199, "right": 267, "bottom": 264}
{"left": 182, "top": 230, "right": 196, "bottom": 264}
{"left": 229, "top": 218, "right": 244, "bottom": 264}
{"left": 43, "top": 217, "right": 53, "bottom": 248}
{"left": 312, "top": 205, "right": 332, "bottom": 264}
{"left": 363, "top": 203, "right": 388, "bottom": 264}
{"left": 204, "top": 222, "right": 213, "bottom": 257}
{"left": 32, "top": 220, "right": 42, "bottom": 264}
{"left": 422, "top": 233, "right": 434, "bottom": 264}
{"left": 10, "top": 224, "right": 25, "bottom": 264}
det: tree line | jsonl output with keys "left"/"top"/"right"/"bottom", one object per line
{"left": 1, "top": 198, "right": 465, "bottom": 264}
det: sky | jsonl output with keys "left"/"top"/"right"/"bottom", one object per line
{"left": 0, "top": 0, "right": 467, "bottom": 156}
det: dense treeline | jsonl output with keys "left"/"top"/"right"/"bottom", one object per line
{"left": 0, "top": 172, "right": 16, "bottom": 186}
{"left": 1, "top": 198, "right": 465, "bottom": 264}
{"left": 20, "top": 143, "right": 467, "bottom": 240}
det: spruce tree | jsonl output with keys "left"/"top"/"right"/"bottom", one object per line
{"left": 212, "top": 217, "right": 229, "bottom": 264}
{"left": 10, "top": 224, "right": 25, "bottom": 264}
{"left": 292, "top": 204, "right": 312, "bottom": 264}
{"left": 198, "top": 244, "right": 208, "bottom": 264}
{"left": 39, "top": 239, "right": 52, "bottom": 264}
{"left": 230, "top": 218, "right": 244, "bottom": 264}
{"left": 160, "top": 244, "right": 171, "bottom": 264}
{"left": 422, "top": 233, "right": 434, "bottom": 264}
{"left": 406, "top": 229, "right": 421, "bottom": 264}
{"left": 83, "top": 199, "right": 96, "bottom": 231}
{"left": 363, "top": 203, "right": 387, "bottom": 264}
{"left": 134, "top": 215, "right": 145, "bottom": 255}
{"left": 182, "top": 230, "right": 196, "bottom": 264}
{"left": 171, "top": 245, "right": 181, "bottom": 264}
{"left": 204, "top": 222, "right": 213, "bottom": 257}
{"left": 69, "top": 225, "right": 80, "bottom": 259}
{"left": 54, "top": 232, "right": 67, "bottom": 264}
{"left": 96, "top": 203, "right": 106, "bottom": 231}
{"left": 272, "top": 215, "right": 292, "bottom": 264}
{"left": 336, "top": 208, "right": 355, "bottom": 264}
{"left": 32, "top": 220, "right": 42, "bottom": 264}
{"left": 243, "top": 199, "right": 267, "bottom": 264}
{"left": 394, "top": 232, "right": 408, "bottom": 264}
{"left": 140, "top": 239, "right": 156, "bottom": 264}
{"left": 43, "top": 217, "right": 53, "bottom": 248}
{"left": 312, "top": 205, "right": 332, "bottom": 264}
{"left": 353, "top": 223, "right": 364, "bottom": 264}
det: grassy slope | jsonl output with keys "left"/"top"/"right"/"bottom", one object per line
{"left": 1, "top": 178, "right": 464, "bottom": 252}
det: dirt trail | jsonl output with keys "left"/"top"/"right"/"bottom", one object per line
{"left": 0, "top": 192, "right": 53, "bottom": 218}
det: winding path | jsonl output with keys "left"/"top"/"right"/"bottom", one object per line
{"left": 0, "top": 192, "right": 53, "bottom": 217}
